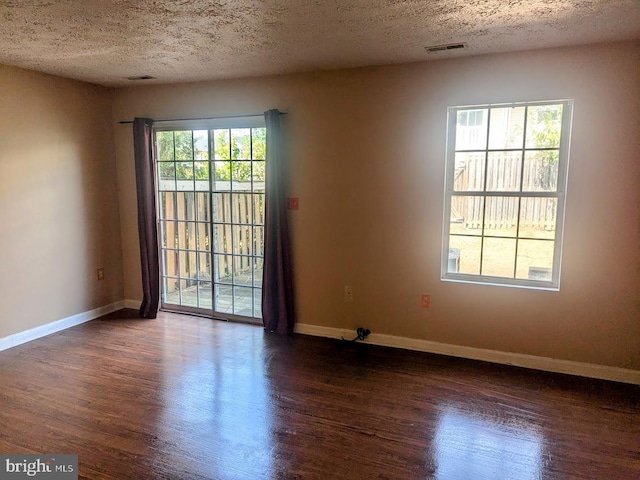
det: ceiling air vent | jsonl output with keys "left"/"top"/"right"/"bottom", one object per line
{"left": 126, "top": 75, "right": 156, "bottom": 81}
{"left": 425, "top": 43, "right": 467, "bottom": 53}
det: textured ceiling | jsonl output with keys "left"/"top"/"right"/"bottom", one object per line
{"left": 0, "top": 0, "right": 638, "bottom": 87}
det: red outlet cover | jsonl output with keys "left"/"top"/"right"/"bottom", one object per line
{"left": 287, "top": 197, "right": 299, "bottom": 210}
{"left": 421, "top": 294, "right": 431, "bottom": 308}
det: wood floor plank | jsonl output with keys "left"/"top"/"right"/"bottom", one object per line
{"left": 0, "top": 309, "right": 638, "bottom": 479}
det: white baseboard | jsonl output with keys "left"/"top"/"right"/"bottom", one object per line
{"left": 0, "top": 301, "right": 125, "bottom": 353}
{"left": 17, "top": 305, "right": 632, "bottom": 385}
{"left": 123, "top": 299, "right": 141, "bottom": 310}
{"left": 294, "top": 323, "right": 640, "bottom": 385}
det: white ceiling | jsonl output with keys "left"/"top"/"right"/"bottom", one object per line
{"left": 0, "top": 0, "right": 638, "bottom": 87}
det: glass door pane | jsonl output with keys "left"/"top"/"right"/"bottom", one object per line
{"left": 157, "top": 130, "right": 212, "bottom": 313}
{"left": 156, "top": 126, "right": 265, "bottom": 320}
{"left": 211, "top": 127, "right": 265, "bottom": 319}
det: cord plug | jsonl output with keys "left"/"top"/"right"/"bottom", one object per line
{"left": 356, "top": 327, "right": 371, "bottom": 341}
{"left": 341, "top": 327, "right": 372, "bottom": 343}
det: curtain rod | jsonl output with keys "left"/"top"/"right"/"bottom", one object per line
{"left": 118, "top": 112, "right": 286, "bottom": 124}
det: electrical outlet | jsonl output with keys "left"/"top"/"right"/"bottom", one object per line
{"left": 97, "top": 268, "right": 105, "bottom": 281}
{"left": 344, "top": 285, "right": 353, "bottom": 302}
{"left": 287, "top": 197, "right": 299, "bottom": 210}
{"left": 421, "top": 294, "right": 430, "bottom": 308}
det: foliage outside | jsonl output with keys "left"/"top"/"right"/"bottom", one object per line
{"left": 156, "top": 128, "right": 266, "bottom": 182}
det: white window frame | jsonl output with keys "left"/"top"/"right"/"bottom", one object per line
{"left": 441, "top": 100, "right": 573, "bottom": 290}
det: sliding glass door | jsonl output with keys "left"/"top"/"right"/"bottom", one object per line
{"left": 155, "top": 120, "right": 265, "bottom": 321}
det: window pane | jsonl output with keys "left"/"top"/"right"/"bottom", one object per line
{"left": 176, "top": 192, "right": 196, "bottom": 221}
{"left": 253, "top": 288, "right": 262, "bottom": 318}
{"left": 483, "top": 197, "right": 519, "bottom": 237}
{"left": 522, "top": 150, "right": 559, "bottom": 192}
{"left": 213, "top": 193, "right": 231, "bottom": 223}
{"left": 488, "top": 106, "right": 525, "bottom": 149}
{"left": 213, "top": 254, "right": 233, "bottom": 283}
{"left": 254, "top": 258, "right": 264, "bottom": 287}
{"left": 233, "top": 225, "right": 253, "bottom": 255}
{"left": 232, "top": 161, "right": 252, "bottom": 191}
{"left": 453, "top": 153, "right": 485, "bottom": 191}
{"left": 177, "top": 222, "right": 197, "bottom": 250}
{"left": 198, "top": 282, "right": 212, "bottom": 309}
{"left": 159, "top": 222, "right": 167, "bottom": 249}
{"left": 213, "top": 129, "right": 231, "bottom": 160}
{"left": 253, "top": 161, "right": 266, "bottom": 193}
{"left": 176, "top": 180, "right": 194, "bottom": 191}
{"left": 455, "top": 109, "right": 487, "bottom": 150}
{"left": 194, "top": 161, "right": 209, "bottom": 179}
{"left": 233, "top": 286, "right": 253, "bottom": 317}
{"left": 159, "top": 192, "right": 176, "bottom": 220}
{"left": 156, "top": 131, "right": 175, "bottom": 161}
{"left": 486, "top": 152, "right": 522, "bottom": 192}
{"left": 449, "top": 235, "right": 481, "bottom": 275}
{"left": 232, "top": 194, "right": 252, "bottom": 224}
{"left": 450, "top": 196, "right": 484, "bottom": 235}
{"left": 213, "top": 224, "right": 232, "bottom": 254}
{"left": 158, "top": 163, "right": 176, "bottom": 191}
{"left": 176, "top": 162, "right": 194, "bottom": 180}
{"left": 194, "top": 179, "right": 209, "bottom": 193}
{"left": 253, "top": 195, "right": 265, "bottom": 225}
{"left": 519, "top": 198, "right": 557, "bottom": 240}
{"left": 254, "top": 226, "right": 265, "bottom": 257}
{"left": 525, "top": 104, "right": 562, "bottom": 149}
{"left": 174, "top": 131, "right": 193, "bottom": 160}
{"left": 231, "top": 128, "right": 251, "bottom": 160}
{"left": 446, "top": 248, "right": 461, "bottom": 274}
{"left": 198, "top": 252, "right": 212, "bottom": 280}
{"left": 176, "top": 162, "right": 194, "bottom": 191}
{"left": 214, "top": 161, "right": 231, "bottom": 191}
{"left": 196, "top": 222, "right": 210, "bottom": 251}
{"left": 179, "top": 279, "right": 198, "bottom": 308}
{"left": 234, "top": 256, "right": 253, "bottom": 286}
{"left": 195, "top": 193, "right": 210, "bottom": 223}
{"left": 214, "top": 284, "right": 233, "bottom": 314}
{"left": 163, "top": 277, "right": 179, "bottom": 305}
{"left": 163, "top": 250, "right": 179, "bottom": 278}
{"left": 184, "top": 221, "right": 197, "bottom": 250}
{"left": 252, "top": 127, "right": 266, "bottom": 160}
{"left": 481, "top": 238, "right": 516, "bottom": 278}
{"left": 516, "top": 239, "right": 554, "bottom": 281}
{"left": 179, "top": 250, "right": 197, "bottom": 279}
{"left": 193, "top": 130, "right": 209, "bottom": 160}
{"left": 160, "top": 221, "right": 178, "bottom": 249}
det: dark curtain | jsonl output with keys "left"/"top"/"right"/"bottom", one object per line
{"left": 133, "top": 117, "right": 160, "bottom": 319}
{"left": 262, "top": 109, "right": 295, "bottom": 334}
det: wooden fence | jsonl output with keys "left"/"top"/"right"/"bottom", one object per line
{"left": 452, "top": 152, "right": 558, "bottom": 232}
{"left": 160, "top": 189, "right": 264, "bottom": 287}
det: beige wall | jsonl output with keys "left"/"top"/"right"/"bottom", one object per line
{"left": 112, "top": 41, "right": 639, "bottom": 370}
{"left": 0, "top": 65, "right": 123, "bottom": 337}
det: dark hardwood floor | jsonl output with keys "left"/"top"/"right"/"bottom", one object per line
{"left": 0, "top": 310, "right": 638, "bottom": 479}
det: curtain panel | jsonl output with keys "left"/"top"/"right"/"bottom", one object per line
{"left": 133, "top": 117, "right": 160, "bottom": 319}
{"left": 262, "top": 109, "right": 296, "bottom": 334}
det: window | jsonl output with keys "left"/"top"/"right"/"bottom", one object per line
{"left": 155, "top": 118, "right": 266, "bottom": 320}
{"left": 442, "top": 100, "right": 573, "bottom": 289}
